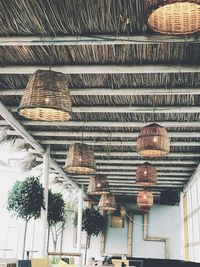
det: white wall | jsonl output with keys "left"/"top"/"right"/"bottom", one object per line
{"left": 59, "top": 204, "right": 183, "bottom": 262}
{"left": 132, "top": 205, "right": 183, "bottom": 259}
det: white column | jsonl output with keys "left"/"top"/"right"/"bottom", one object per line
{"left": 77, "top": 188, "right": 83, "bottom": 254}
{"left": 39, "top": 146, "right": 50, "bottom": 258}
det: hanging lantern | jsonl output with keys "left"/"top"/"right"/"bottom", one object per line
{"left": 64, "top": 143, "right": 96, "bottom": 174}
{"left": 137, "top": 123, "right": 170, "bottom": 157}
{"left": 87, "top": 174, "right": 110, "bottom": 195}
{"left": 136, "top": 162, "right": 157, "bottom": 186}
{"left": 18, "top": 70, "right": 72, "bottom": 121}
{"left": 98, "top": 193, "right": 117, "bottom": 211}
{"left": 137, "top": 190, "right": 153, "bottom": 211}
{"left": 145, "top": 0, "right": 200, "bottom": 35}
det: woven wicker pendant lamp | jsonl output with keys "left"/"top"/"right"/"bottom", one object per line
{"left": 137, "top": 123, "right": 170, "bottom": 157}
{"left": 98, "top": 193, "right": 117, "bottom": 211}
{"left": 136, "top": 162, "right": 157, "bottom": 186}
{"left": 145, "top": 0, "right": 200, "bottom": 35}
{"left": 18, "top": 70, "right": 72, "bottom": 121}
{"left": 137, "top": 190, "right": 153, "bottom": 211}
{"left": 64, "top": 143, "right": 96, "bottom": 174}
{"left": 87, "top": 174, "right": 110, "bottom": 195}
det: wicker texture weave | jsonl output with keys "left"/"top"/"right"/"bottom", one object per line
{"left": 18, "top": 70, "right": 72, "bottom": 121}
{"left": 87, "top": 174, "right": 110, "bottom": 195}
{"left": 145, "top": 0, "right": 200, "bottom": 35}
{"left": 137, "top": 190, "right": 153, "bottom": 211}
{"left": 98, "top": 193, "right": 117, "bottom": 211}
{"left": 136, "top": 162, "right": 157, "bottom": 186}
{"left": 137, "top": 123, "right": 170, "bottom": 157}
{"left": 64, "top": 143, "right": 96, "bottom": 174}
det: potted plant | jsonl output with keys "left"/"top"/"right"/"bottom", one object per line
{"left": 7, "top": 176, "right": 45, "bottom": 259}
{"left": 82, "top": 207, "right": 105, "bottom": 264}
{"left": 47, "top": 190, "right": 66, "bottom": 252}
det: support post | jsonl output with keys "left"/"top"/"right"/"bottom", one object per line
{"left": 39, "top": 146, "right": 50, "bottom": 258}
{"left": 77, "top": 188, "right": 83, "bottom": 253}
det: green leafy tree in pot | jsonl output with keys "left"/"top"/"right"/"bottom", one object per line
{"left": 7, "top": 176, "right": 45, "bottom": 259}
{"left": 47, "top": 190, "right": 66, "bottom": 252}
{"left": 82, "top": 207, "right": 105, "bottom": 264}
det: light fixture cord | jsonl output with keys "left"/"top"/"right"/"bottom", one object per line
{"left": 106, "top": 132, "right": 112, "bottom": 167}
{"left": 49, "top": 44, "right": 53, "bottom": 71}
{"left": 153, "top": 93, "right": 156, "bottom": 123}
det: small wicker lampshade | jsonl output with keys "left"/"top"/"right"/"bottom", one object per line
{"left": 87, "top": 174, "right": 110, "bottom": 195}
{"left": 145, "top": 0, "right": 200, "bottom": 35}
{"left": 136, "top": 162, "right": 157, "bottom": 186}
{"left": 18, "top": 70, "right": 72, "bottom": 121}
{"left": 137, "top": 123, "right": 170, "bottom": 157}
{"left": 137, "top": 190, "right": 153, "bottom": 211}
{"left": 98, "top": 193, "right": 117, "bottom": 211}
{"left": 64, "top": 143, "right": 96, "bottom": 174}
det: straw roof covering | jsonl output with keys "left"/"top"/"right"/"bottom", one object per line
{"left": 0, "top": 0, "right": 199, "bottom": 202}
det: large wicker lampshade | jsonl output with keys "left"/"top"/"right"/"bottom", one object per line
{"left": 137, "top": 190, "right": 153, "bottom": 211}
{"left": 87, "top": 174, "right": 110, "bottom": 195}
{"left": 136, "top": 162, "right": 157, "bottom": 186}
{"left": 98, "top": 193, "right": 117, "bottom": 211}
{"left": 137, "top": 123, "right": 170, "bottom": 157}
{"left": 145, "top": 0, "right": 200, "bottom": 35}
{"left": 64, "top": 143, "right": 96, "bottom": 174}
{"left": 18, "top": 70, "right": 72, "bottom": 121}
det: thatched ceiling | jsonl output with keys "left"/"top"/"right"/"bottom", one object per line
{"left": 0, "top": 0, "right": 200, "bottom": 203}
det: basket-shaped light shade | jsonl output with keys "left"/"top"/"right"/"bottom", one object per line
{"left": 136, "top": 162, "right": 157, "bottom": 186}
{"left": 64, "top": 143, "right": 96, "bottom": 174}
{"left": 87, "top": 175, "right": 110, "bottom": 195}
{"left": 98, "top": 193, "right": 117, "bottom": 211}
{"left": 137, "top": 123, "right": 170, "bottom": 157}
{"left": 145, "top": 0, "right": 200, "bottom": 35}
{"left": 137, "top": 190, "right": 153, "bottom": 211}
{"left": 18, "top": 70, "right": 72, "bottom": 121}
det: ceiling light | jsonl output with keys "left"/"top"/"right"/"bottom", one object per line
{"left": 18, "top": 70, "right": 72, "bottom": 121}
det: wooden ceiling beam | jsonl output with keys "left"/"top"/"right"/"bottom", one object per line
{"left": 0, "top": 35, "right": 199, "bottom": 46}
{"left": 70, "top": 171, "right": 190, "bottom": 176}
{"left": 79, "top": 181, "right": 185, "bottom": 186}
{"left": 90, "top": 159, "right": 197, "bottom": 165}
{"left": 70, "top": 175, "right": 188, "bottom": 180}
{"left": 0, "top": 64, "right": 199, "bottom": 75}
{"left": 46, "top": 150, "right": 200, "bottom": 158}
{"left": 37, "top": 158, "right": 197, "bottom": 165}
{"left": 6, "top": 129, "right": 200, "bottom": 139}
{"left": 71, "top": 178, "right": 188, "bottom": 182}
{"left": 1, "top": 87, "right": 200, "bottom": 96}
{"left": 1, "top": 119, "right": 200, "bottom": 128}
{"left": 38, "top": 139, "right": 200, "bottom": 147}
{"left": 49, "top": 159, "right": 193, "bottom": 170}
{"left": 7, "top": 104, "right": 200, "bottom": 114}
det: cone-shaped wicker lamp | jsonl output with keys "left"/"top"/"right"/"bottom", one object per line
{"left": 137, "top": 123, "right": 170, "bottom": 157}
{"left": 98, "top": 193, "right": 116, "bottom": 211}
{"left": 136, "top": 162, "right": 157, "bottom": 186}
{"left": 64, "top": 143, "right": 96, "bottom": 174}
{"left": 137, "top": 190, "right": 153, "bottom": 211}
{"left": 87, "top": 174, "right": 110, "bottom": 195}
{"left": 145, "top": 0, "right": 200, "bottom": 35}
{"left": 18, "top": 70, "right": 72, "bottom": 121}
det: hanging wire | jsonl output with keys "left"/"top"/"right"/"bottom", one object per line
{"left": 107, "top": 132, "right": 112, "bottom": 164}
{"left": 49, "top": 44, "right": 53, "bottom": 71}
{"left": 152, "top": 92, "right": 156, "bottom": 123}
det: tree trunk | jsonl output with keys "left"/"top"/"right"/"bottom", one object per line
{"left": 51, "top": 226, "right": 57, "bottom": 252}
{"left": 47, "top": 225, "right": 50, "bottom": 253}
{"left": 59, "top": 225, "right": 64, "bottom": 253}
{"left": 22, "top": 219, "right": 28, "bottom": 260}
{"left": 84, "top": 235, "right": 90, "bottom": 265}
